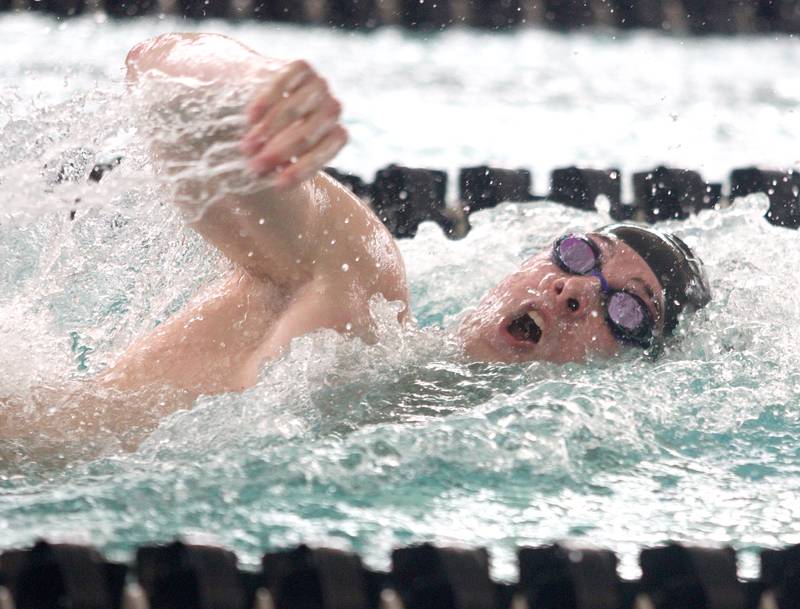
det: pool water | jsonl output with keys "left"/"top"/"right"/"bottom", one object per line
{"left": 1, "top": 14, "right": 799, "bottom": 580}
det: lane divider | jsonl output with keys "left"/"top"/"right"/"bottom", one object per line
{"left": 0, "top": 539, "right": 798, "bottom": 609}
{"left": 57, "top": 153, "right": 800, "bottom": 238}
{"left": 7, "top": 0, "right": 800, "bottom": 33}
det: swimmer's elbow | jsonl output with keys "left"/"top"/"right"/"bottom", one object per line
{"left": 125, "top": 41, "right": 148, "bottom": 73}
{"left": 125, "top": 36, "right": 162, "bottom": 81}
{"left": 124, "top": 33, "right": 188, "bottom": 82}
{"left": 125, "top": 33, "right": 265, "bottom": 87}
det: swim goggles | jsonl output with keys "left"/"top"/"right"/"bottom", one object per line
{"left": 552, "top": 234, "right": 656, "bottom": 348}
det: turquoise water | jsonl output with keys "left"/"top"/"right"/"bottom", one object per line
{"left": 1, "top": 15, "right": 800, "bottom": 580}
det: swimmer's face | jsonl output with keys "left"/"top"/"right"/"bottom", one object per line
{"left": 457, "top": 233, "right": 666, "bottom": 364}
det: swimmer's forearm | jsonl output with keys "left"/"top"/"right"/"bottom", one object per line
{"left": 129, "top": 33, "right": 406, "bottom": 303}
{"left": 0, "top": 381, "right": 179, "bottom": 454}
{"left": 128, "top": 33, "right": 362, "bottom": 289}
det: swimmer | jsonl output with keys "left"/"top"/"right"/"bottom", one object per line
{"left": 0, "top": 33, "right": 711, "bottom": 448}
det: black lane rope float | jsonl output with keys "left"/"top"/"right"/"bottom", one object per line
{"left": 61, "top": 153, "right": 800, "bottom": 239}
{"left": 9, "top": 0, "right": 800, "bottom": 34}
{"left": 0, "top": 538, "right": 797, "bottom": 609}
{"left": 326, "top": 163, "right": 799, "bottom": 239}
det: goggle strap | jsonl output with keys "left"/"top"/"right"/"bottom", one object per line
{"left": 589, "top": 269, "right": 609, "bottom": 293}
{"left": 554, "top": 234, "right": 654, "bottom": 347}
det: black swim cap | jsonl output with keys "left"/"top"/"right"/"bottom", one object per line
{"left": 598, "top": 223, "right": 712, "bottom": 336}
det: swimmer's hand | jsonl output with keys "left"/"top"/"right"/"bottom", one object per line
{"left": 240, "top": 60, "right": 348, "bottom": 190}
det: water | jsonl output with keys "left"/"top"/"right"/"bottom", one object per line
{"left": 1, "top": 14, "right": 800, "bottom": 580}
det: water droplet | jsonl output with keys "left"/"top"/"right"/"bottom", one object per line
{"left": 345, "top": 322, "right": 353, "bottom": 331}
{"left": 247, "top": 251, "right": 254, "bottom": 257}
{"left": 258, "top": 218, "right": 265, "bottom": 225}
{"left": 330, "top": 239, "right": 336, "bottom": 245}
{"left": 341, "top": 263, "right": 350, "bottom": 271}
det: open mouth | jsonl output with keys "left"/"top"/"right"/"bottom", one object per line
{"left": 506, "top": 310, "right": 544, "bottom": 344}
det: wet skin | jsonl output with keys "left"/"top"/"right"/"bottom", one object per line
{"left": 0, "top": 34, "right": 668, "bottom": 450}
{"left": 120, "top": 34, "right": 667, "bottom": 381}
{"left": 458, "top": 234, "right": 666, "bottom": 364}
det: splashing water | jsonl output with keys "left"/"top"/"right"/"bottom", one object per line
{"left": 1, "top": 14, "right": 800, "bottom": 580}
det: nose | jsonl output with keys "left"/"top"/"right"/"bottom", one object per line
{"left": 551, "top": 275, "right": 602, "bottom": 316}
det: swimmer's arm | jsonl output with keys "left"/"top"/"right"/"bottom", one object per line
{"left": 0, "top": 382, "right": 176, "bottom": 454}
{"left": 128, "top": 33, "right": 409, "bottom": 307}
{"left": 183, "top": 173, "right": 409, "bottom": 309}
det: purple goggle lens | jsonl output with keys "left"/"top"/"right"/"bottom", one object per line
{"left": 553, "top": 233, "right": 654, "bottom": 345}
{"left": 557, "top": 236, "right": 598, "bottom": 274}
{"left": 607, "top": 291, "right": 646, "bottom": 332}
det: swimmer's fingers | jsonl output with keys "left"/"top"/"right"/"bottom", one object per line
{"left": 246, "top": 59, "right": 313, "bottom": 125}
{"left": 275, "top": 127, "right": 349, "bottom": 190}
{"left": 248, "top": 97, "right": 342, "bottom": 176}
{"left": 241, "top": 76, "right": 330, "bottom": 156}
